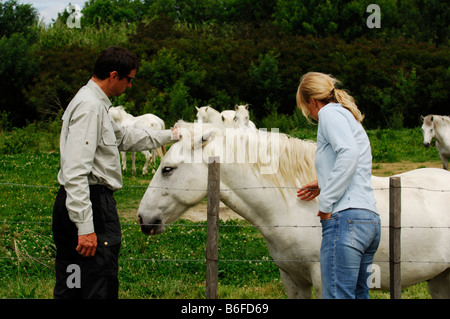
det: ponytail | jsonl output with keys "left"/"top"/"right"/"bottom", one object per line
{"left": 297, "top": 72, "right": 364, "bottom": 123}
{"left": 333, "top": 87, "right": 364, "bottom": 122}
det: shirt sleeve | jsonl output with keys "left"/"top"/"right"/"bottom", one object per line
{"left": 61, "top": 105, "right": 99, "bottom": 235}
{"left": 112, "top": 120, "right": 173, "bottom": 152}
{"left": 318, "top": 109, "right": 359, "bottom": 213}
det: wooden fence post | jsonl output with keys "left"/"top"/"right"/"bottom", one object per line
{"left": 389, "top": 176, "right": 401, "bottom": 299}
{"left": 206, "top": 156, "right": 220, "bottom": 299}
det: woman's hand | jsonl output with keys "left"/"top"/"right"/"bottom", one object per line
{"left": 297, "top": 180, "right": 320, "bottom": 201}
{"left": 317, "top": 211, "right": 332, "bottom": 220}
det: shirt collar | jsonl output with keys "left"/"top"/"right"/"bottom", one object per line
{"left": 86, "top": 79, "right": 112, "bottom": 110}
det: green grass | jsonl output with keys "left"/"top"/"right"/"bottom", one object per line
{"left": 0, "top": 127, "right": 442, "bottom": 299}
{"left": 0, "top": 153, "right": 283, "bottom": 299}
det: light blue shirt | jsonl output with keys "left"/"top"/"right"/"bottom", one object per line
{"left": 315, "top": 103, "right": 377, "bottom": 214}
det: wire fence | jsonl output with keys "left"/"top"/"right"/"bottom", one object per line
{"left": 2, "top": 174, "right": 450, "bottom": 300}
{"left": 1, "top": 180, "right": 450, "bottom": 266}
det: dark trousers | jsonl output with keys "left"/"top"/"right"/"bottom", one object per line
{"left": 52, "top": 185, "right": 121, "bottom": 299}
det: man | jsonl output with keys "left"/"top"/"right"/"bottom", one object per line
{"left": 52, "top": 46, "right": 176, "bottom": 299}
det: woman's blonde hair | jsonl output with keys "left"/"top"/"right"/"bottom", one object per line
{"left": 296, "top": 72, "right": 364, "bottom": 123}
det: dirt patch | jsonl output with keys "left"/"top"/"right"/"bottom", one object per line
{"left": 372, "top": 160, "right": 442, "bottom": 177}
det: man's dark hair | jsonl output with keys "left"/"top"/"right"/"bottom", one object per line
{"left": 93, "top": 46, "right": 139, "bottom": 80}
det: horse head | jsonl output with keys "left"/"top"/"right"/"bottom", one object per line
{"left": 137, "top": 121, "right": 224, "bottom": 235}
{"left": 421, "top": 115, "right": 435, "bottom": 148}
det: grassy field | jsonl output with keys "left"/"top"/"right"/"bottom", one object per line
{"left": 0, "top": 127, "right": 445, "bottom": 299}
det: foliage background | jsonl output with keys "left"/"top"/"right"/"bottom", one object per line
{"left": 0, "top": 0, "right": 448, "bottom": 130}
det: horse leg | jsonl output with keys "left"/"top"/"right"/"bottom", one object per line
{"left": 427, "top": 268, "right": 450, "bottom": 298}
{"left": 440, "top": 154, "right": 448, "bottom": 170}
{"left": 436, "top": 142, "right": 448, "bottom": 170}
{"left": 151, "top": 149, "right": 157, "bottom": 174}
{"left": 279, "top": 269, "right": 313, "bottom": 299}
{"left": 142, "top": 150, "right": 151, "bottom": 175}
{"left": 131, "top": 152, "right": 136, "bottom": 174}
{"left": 121, "top": 151, "right": 127, "bottom": 172}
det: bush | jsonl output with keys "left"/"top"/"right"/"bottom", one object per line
{"left": 1, "top": 124, "right": 40, "bottom": 155}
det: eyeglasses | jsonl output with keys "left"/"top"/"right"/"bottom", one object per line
{"left": 125, "top": 76, "right": 134, "bottom": 83}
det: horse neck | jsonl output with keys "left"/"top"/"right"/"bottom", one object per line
{"left": 434, "top": 116, "right": 450, "bottom": 139}
{"left": 219, "top": 163, "right": 318, "bottom": 229}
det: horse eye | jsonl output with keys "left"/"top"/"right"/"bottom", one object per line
{"left": 162, "top": 167, "right": 175, "bottom": 175}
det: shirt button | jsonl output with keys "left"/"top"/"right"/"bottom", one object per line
{"left": 104, "top": 241, "right": 108, "bottom": 246}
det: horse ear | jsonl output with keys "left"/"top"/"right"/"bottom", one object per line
{"left": 420, "top": 115, "right": 424, "bottom": 122}
{"left": 430, "top": 116, "right": 434, "bottom": 122}
{"left": 195, "top": 106, "right": 200, "bottom": 111}
{"left": 202, "top": 128, "right": 215, "bottom": 142}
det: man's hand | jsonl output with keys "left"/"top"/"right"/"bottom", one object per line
{"left": 76, "top": 232, "right": 97, "bottom": 257}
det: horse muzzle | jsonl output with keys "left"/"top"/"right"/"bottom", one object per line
{"left": 138, "top": 215, "right": 165, "bottom": 235}
{"left": 423, "top": 142, "right": 430, "bottom": 148}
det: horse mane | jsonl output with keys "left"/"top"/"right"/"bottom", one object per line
{"left": 175, "top": 121, "right": 317, "bottom": 192}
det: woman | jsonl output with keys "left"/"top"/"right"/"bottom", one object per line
{"left": 296, "top": 72, "right": 381, "bottom": 299}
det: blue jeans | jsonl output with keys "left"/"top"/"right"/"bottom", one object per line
{"left": 320, "top": 208, "right": 381, "bottom": 299}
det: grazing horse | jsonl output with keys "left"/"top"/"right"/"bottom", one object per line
{"left": 109, "top": 106, "right": 166, "bottom": 174}
{"left": 421, "top": 115, "right": 450, "bottom": 170}
{"left": 138, "top": 121, "right": 450, "bottom": 298}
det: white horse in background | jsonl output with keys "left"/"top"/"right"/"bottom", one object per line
{"left": 138, "top": 121, "right": 450, "bottom": 299}
{"left": 234, "top": 104, "right": 257, "bottom": 129}
{"left": 109, "top": 106, "right": 166, "bottom": 175}
{"left": 196, "top": 104, "right": 256, "bottom": 129}
{"left": 421, "top": 115, "right": 450, "bottom": 170}
{"left": 195, "top": 105, "right": 222, "bottom": 123}
{"left": 220, "top": 110, "right": 237, "bottom": 127}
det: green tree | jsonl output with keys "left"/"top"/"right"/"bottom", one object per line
{"left": 0, "top": 33, "right": 39, "bottom": 126}
{"left": 273, "top": 0, "right": 337, "bottom": 36}
{"left": 415, "top": 0, "right": 450, "bottom": 45}
{"left": 248, "top": 51, "right": 282, "bottom": 117}
{"left": 0, "top": 0, "right": 38, "bottom": 38}
{"left": 81, "top": 0, "right": 146, "bottom": 26}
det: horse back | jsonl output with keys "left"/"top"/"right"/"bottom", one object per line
{"left": 372, "top": 168, "right": 450, "bottom": 226}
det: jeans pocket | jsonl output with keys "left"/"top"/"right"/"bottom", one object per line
{"left": 348, "top": 218, "right": 376, "bottom": 252}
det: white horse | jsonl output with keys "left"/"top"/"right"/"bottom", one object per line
{"left": 195, "top": 105, "right": 222, "bottom": 123}
{"left": 220, "top": 110, "right": 237, "bottom": 127}
{"left": 234, "top": 104, "right": 257, "bottom": 129}
{"left": 109, "top": 106, "right": 166, "bottom": 175}
{"left": 421, "top": 115, "right": 450, "bottom": 170}
{"left": 137, "top": 122, "right": 450, "bottom": 299}
{"left": 196, "top": 105, "right": 256, "bottom": 129}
